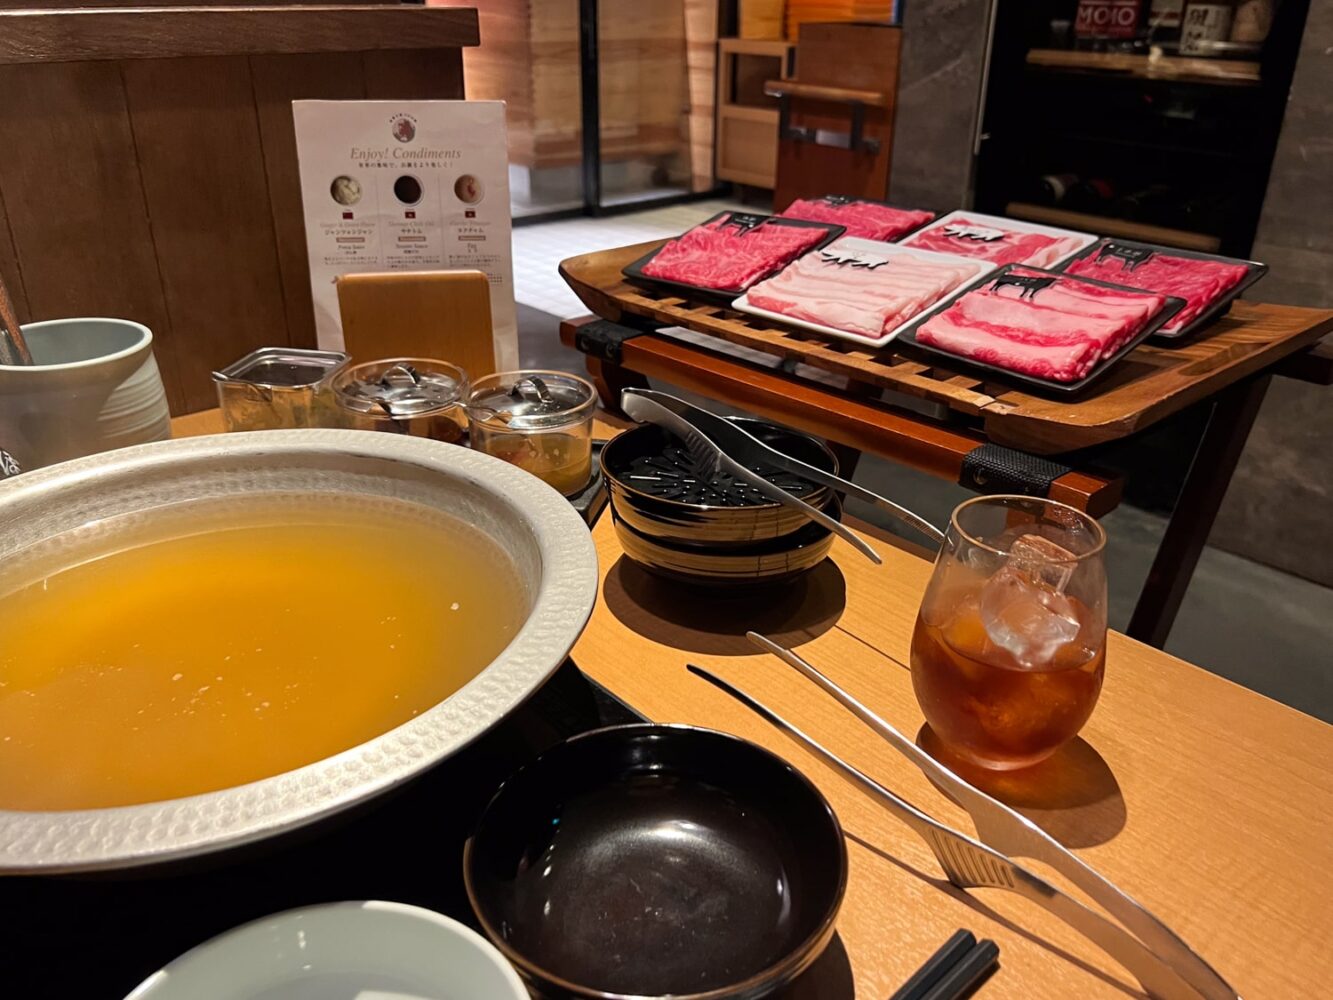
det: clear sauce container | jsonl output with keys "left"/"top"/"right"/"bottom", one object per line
{"left": 213, "top": 347, "right": 350, "bottom": 432}
{"left": 467, "top": 371, "right": 596, "bottom": 496}
{"left": 332, "top": 359, "right": 469, "bottom": 443}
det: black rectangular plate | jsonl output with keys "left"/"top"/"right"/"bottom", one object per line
{"left": 894, "top": 264, "right": 1188, "bottom": 397}
{"left": 1054, "top": 237, "right": 1267, "bottom": 340}
{"left": 621, "top": 210, "right": 845, "bottom": 308}
{"left": 776, "top": 194, "right": 938, "bottom": 242}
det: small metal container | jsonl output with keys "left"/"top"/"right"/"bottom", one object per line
{"left": 466, "top": 371, "right": 596, "bottom": 496}
{"left": 333, "top": 358, "right": 469, "bottom": 443}
{"left": 213, "top": 347, "right": 349, "bottom": 432}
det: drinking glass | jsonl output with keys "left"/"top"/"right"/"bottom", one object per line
{"left": 911, "top": 495, "right": 1108, "bottom": 770}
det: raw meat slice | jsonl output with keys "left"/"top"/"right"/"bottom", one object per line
{"left": 779, "top": 198, "right": 935, "bottom": 241}
{"left": 1064, "top": 246, "right": 1249, "bottom": 331}
{"left": 745, "top": 239, "right": 984, "bottom": 337}
{"left": 640, "top": 215, "right": 828, "bottom": 291}
{"left": 915, "top": 312, "right": 1104, "bottom": 381}
{"left": 914, "top": 268, "right": 1167, "bottom": 383}
{"left": 905, "top": 216, "right": 1086, "bottom": 267}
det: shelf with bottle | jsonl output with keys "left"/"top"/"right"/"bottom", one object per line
{"left": 1025, "top": 47, "right": 1260, "bottom": 85}
{"left": 1031, "top": 0, "right": 1273, "bottom": 85}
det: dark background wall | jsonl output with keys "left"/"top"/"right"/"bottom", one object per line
{"left": 889, "top": 0, "right": 1331, "bottom": 586}
{"left": 1214, "top": 2, "right": 1332, "bottom": 586}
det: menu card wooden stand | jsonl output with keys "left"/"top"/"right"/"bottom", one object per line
{"left": 0, "top": 2, "right": 479, "bottom": 414}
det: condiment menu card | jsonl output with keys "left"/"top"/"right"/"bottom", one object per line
{"left": 292, "top": 100, "right": 517, "bottom": 367}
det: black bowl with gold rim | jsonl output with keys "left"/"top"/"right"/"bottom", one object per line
{"left": 601, "top": 418, "right": 839, "bottom": 548}
{"left": 464, "top": 724, "right": 848, "bottom": 1000}
{"left": 611, "top": 499, "right": 839, "bottom": 587}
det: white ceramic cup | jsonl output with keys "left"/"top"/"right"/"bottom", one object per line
{"left": 124, "top": 900, "right": 530, "bottom": 1000}
{"left": 0, "top": 318, "right": 170, "bottom": 472}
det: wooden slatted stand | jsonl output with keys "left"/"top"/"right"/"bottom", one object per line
{"left": 557, "top": 240, "right": 1333, "bottom": 647}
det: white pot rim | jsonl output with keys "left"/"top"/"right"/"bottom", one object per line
{"left": 0, "top": 430, "right": 599, "bottom": 872}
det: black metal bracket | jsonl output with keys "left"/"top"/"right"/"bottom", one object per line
{"left": 573, "top": 319, "right": 647, "bottom": 365}
{"left": 775, "top": 93, "right": 880, "bottom": 154}
{"left": 959, "top": 443, "right": 1072, "bottom": 496}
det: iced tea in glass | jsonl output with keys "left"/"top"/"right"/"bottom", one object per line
{"left": 911, "top": 496, "right": 1107, "bottom": 770}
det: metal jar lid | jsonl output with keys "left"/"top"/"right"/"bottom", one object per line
{"left": 333, "top": 359, "right": 469, "bottom": 418}
{"left": 467, "top": 371, "right": 595, "bottom": 431}
{"left": 213, "top": 347, "right": 350, "bottom": 389}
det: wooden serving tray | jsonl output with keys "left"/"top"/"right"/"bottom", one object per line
{"left": 560, "top": 240, "right": 1333, "bottom": 454}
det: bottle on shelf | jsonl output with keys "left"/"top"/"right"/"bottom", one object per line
{"left": 1113, "top": 183, "right": 1175, "bottom": 221}
{"left": 1146, "top": 0, "right": 1185, "bottom": 48}
{"left": 1029, "top": 172, "right": 1080, "bottom": 206}
{"left": 1066, "top": 177, "right": 1118, "bottom": 211}
{"left": 1180, "top": 1, "right": 1236, "bottom": 57}
{"left": 1230, "top": 0, "right": 1273, "bottom": 44}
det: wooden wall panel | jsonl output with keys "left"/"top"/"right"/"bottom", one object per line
{"left": 250, "top": 52, "right": 367, "bottom": 351}
{"left": 683, "top": 0, "right": 719, "bottom": 191}
{"left": 0, "top": 61, "right": 184, "bottom": 409}
{"left": 122, "top": 56, "right": 289, "bottom": 412}
{"left": 0, "top": 183, "right": 30, "bottom": 322}
{"left": 431, "top": 0, "right": 535, "bottom": 165}
{"left": 363, "top": 48, "right": 466, "bottom": 100}
{"left": 0, "top": 7, "right": 480, "bottom": 64}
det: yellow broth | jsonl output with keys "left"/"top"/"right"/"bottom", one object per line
{"left": 0, "top": 495, "right": 526, "bottom": 810}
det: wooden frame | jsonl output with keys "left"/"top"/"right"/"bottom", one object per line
{"left": 0, "top": 6, "right": 479, "bottom": 63}
{"left": 0, "top": 4, "right": 477, "bottom": 414}
{"left": 715, "top": 36, "right": 794, "bottom": 188}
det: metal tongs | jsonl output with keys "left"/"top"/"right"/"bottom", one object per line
{"left": 690, "top": 635, "right": 1243, "bottom": 1000}
{"left": 619, "top": 389, "right": 946, "bottom": 567}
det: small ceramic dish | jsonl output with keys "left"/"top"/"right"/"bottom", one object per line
{"left": 601, "top": 418, "right": 839, "bottom": 547}
{"left": 124, "top": 900, "right": 528, "bottom": 1000}
{"left": 464, "top": 724, "right": 847, "bottom": 1000}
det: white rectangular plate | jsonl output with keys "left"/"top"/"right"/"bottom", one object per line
{"left": 900, "top": 209, "right": 1099, "bottom": 268}
{"left": 731, "top": 237, "right": 998, "bottom": 349}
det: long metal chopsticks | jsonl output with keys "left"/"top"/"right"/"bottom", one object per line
{"left": 743, "top": 632, "right": 1241, "bottom": 1000}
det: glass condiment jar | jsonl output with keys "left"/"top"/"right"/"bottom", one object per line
{"left": 213, "top": 347, "right": 350, "bottom": 432}
{"left": 332, "top": 358, "right": 469, "bottom": 443}
{"left": 466, "top": 371, "right": 596, "bottom": 496}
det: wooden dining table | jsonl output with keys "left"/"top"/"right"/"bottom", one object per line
{"left": 171, "top": 410, "right": 1332, "bottom": 999}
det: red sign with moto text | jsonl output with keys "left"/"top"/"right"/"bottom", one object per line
{"left": 1075, "top": 0, "right": 1142, "bottom": 38}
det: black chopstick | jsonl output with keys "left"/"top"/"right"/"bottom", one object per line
{"left": 918, "top": 938, "right": 1000, "bottom": 1000}
{"left": 889, "top": 929, "right": 977, "bottom": 1000}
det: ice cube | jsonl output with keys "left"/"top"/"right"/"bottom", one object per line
{"left": 1009, "top": 533, "right": 1076, "bottom": 592}
{"left": 979, "top": 565, "right": 1080, "bottom": 668}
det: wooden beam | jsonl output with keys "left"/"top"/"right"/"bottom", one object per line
{"left": 0, "top": 6, "right": 480, "bottom": 65}
{"left": 560, "top": 318, "right": 1123, "bottom": 517}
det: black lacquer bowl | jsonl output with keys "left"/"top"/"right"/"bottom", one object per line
{"left": 601, "top": 418, "right": 839, "bottom": 547}
{"left": 464, "top": 724, "right": 847, "bottom": 1000}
